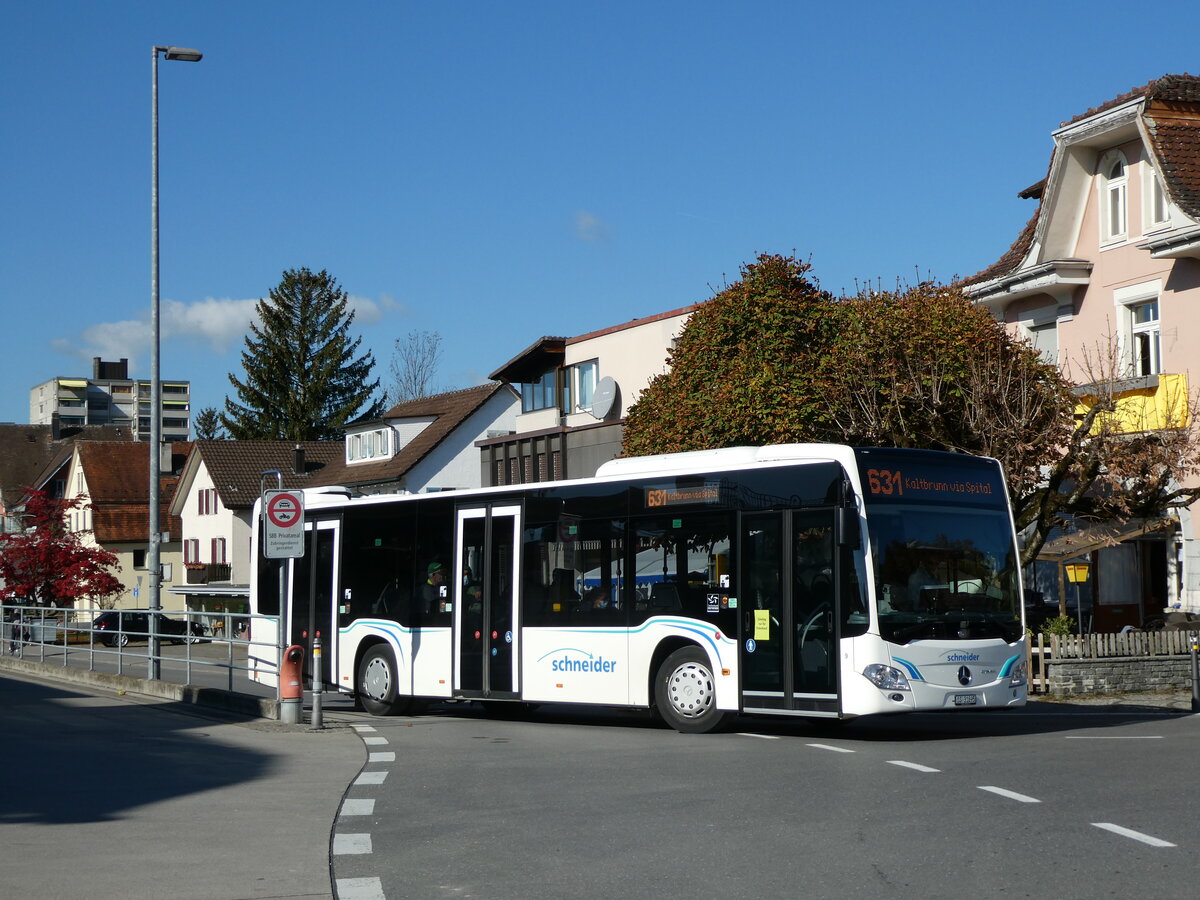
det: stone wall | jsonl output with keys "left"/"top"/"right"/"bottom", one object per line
{"left": 1047, "top": 656, "right": 1194, "bottom": 695}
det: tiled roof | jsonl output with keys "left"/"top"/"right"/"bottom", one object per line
{"left": 75, "top": 442, "right": 188, "bottom": 543}
{"left": 314, "top": 384, "right": 509, "bottom": 489}
{"left": 963, "top": 74, "right": 1200, "bottom": 288}
{"left": 193, "top": 440, "right": 345, "bottom": 510}
{"left": 0, "top": 424, "right": 132, "bottom": 509}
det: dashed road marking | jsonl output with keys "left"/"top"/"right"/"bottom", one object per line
{"left": 737, "top": 733, "right": 780, "bottom": 739}
{"left": 979, "top": 786, "right": 1041, "bottom": 803}
{"left": 336, "top": 876, "right": 386, "bottom": 899}
{"left": 341, "top": 799, "right": 376, "bottom": 817}
{"left": 362, "top": 736, "right": 388, "bottom": 745}
{"left": 1092, "top": 822, "right": 1176, "bottom": 848}
{"left": 1064, "top": 735, "right": 1163, "bottom": 740}
{"left": 351, "top": 724, "right": 378, "bottom": 733}
{"left": 887, "top": 760, "right": 940, "bottom": 773}
{"left": 806, "top": 743, "right": 855, "bottom": 753}
{"left": 355, "top": 770, "right": 388, "bottom": 785}
{"left": 368, "top": 751, "right": 395, "bottom": 763}
{"left": 333, "top": 833, "right": 373, "bottom": 855}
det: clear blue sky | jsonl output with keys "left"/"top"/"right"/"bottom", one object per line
{"left": 3, "top": 1, "right": 1199, "bottom": 426}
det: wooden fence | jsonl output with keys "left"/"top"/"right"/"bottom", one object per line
{"left": 1028, "top": 630, "right": 1199, "bottom": 693}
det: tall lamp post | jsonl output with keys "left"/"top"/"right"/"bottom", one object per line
{"left": 149, "top": 44, "right": 202, "bottom": 678}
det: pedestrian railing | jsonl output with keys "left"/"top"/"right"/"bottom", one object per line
{"left": 0, "top": 601, "right": 273, "bottom": 696}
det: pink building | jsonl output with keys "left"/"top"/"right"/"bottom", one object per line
{"left": 963, "top": 74, "right": 1200, "bottom": 628}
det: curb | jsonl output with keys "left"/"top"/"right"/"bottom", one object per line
{"left": 0, "top": 655, "right": 281, "bottom": 720}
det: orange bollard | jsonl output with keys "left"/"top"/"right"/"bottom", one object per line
{"left": 280, "top": 644, "right": 305, "bottom": 723}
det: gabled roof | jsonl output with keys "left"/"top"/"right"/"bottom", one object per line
{"left": 73, "top": 441, "right": 189, "bottom": 543}
{"left": 962, "top": 74, "right": 1200, "bottom": 288}
{"left": 0, "top": 423, "right": 133, "bottom": 511}
{"left": 181, "top": 440, "right": 345, "bottom": 511}
{"left": 314, "top": 384, "right": 514, "bottom": 489}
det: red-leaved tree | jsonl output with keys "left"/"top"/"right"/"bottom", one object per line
{"left": 0, "top": 490, "right": 123, "bottom": 608}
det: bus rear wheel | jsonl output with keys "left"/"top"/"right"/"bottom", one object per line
{"left": 357, "top": 644, "right": 413, "bottom": 716}
{"left": 654, "top": 647, "right": 731, "bottom": 734}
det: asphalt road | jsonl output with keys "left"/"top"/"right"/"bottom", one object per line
{"left": 329, "top": 701, "right": 1200, "bottom": 899}
{"left": 0, "top": 671, "right": 361, "bottom": 900}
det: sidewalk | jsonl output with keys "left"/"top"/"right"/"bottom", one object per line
{"left": 0, "top": 664, "right": 364, "bottom": 900}
{"left": 1029, "top": 689, "right": 1196, "bottom": 711}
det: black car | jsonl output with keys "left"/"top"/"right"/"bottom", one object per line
{"left": 92, "top": 611, "right": 205, "bottom": 647}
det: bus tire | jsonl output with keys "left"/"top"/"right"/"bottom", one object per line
{"left": 654, "top": 646, "right": 730, "bottom": 734}
{"left": 357, "top": 644, "right": 412, "bottom": 716}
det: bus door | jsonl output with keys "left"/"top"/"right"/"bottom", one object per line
{"left": 739, "top": 509, "right": 838, "bottom": 715}
{"left": 289, "top": 518, "right": 340, "bottom": 686}
{"left": 454, "top": 505, "right": 521, "bottom": 698}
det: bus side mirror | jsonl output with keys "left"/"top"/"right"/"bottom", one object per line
{"left": 837, "top": 506, "right": 861, "bottom": 549}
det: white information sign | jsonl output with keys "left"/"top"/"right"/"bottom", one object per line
{"left": 262, "top": 490, "right": 305, "bottom": 558}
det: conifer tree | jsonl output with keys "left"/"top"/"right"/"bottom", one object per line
{"left": 223, "top": 268, "right": 384, "bottom": 440}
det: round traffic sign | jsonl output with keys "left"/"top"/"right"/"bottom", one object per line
{"left": 266, "top": 492, "right": 302, "bottom": 528}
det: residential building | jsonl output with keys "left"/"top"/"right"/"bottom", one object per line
{"left": 53, "top": 441, "right": 188, "bottom": 610}
{"left": 167, "top": 387, "right": 518, "bottom": 615}
{"left": 962, "top": 73, "right": 1200, "bottom": 625}
{"left": 320, "top": 384, "right": 519, "bottom": 494}
{"left": 29, "top": 357, "right": 191, "bottom": 442}
{"left": 168, "top": 441, "right": 344, "bottom": 618}
{"left": 0, "top": 422, "right": 133, "bottom": 533}
{"left": 482, "top": 304, "right": 700, "bottom": 485}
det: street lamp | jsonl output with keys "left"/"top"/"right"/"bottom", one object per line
{"left": 149, "top": 44, "right": 202, "bottom": 678}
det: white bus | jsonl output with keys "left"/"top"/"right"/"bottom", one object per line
{"left": 248, "top": 444, "right": 1028, "bottom": 732}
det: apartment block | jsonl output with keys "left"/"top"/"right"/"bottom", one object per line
{"left": 29, "top": 357, "right": 191, "bottom": 442}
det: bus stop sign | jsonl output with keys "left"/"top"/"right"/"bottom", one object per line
{"left": 263, "top": 490, "right": 305, "bottom": 558}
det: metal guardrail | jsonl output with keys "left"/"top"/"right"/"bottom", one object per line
{"left": 0, "top": 601, "right": 275, "bottom": 695}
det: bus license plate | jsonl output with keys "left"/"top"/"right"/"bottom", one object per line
{"left": 953, "top": 693, "right": 978, "bottom": 707}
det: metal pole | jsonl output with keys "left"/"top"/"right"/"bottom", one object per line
{"left": 148, "top": 45, "right": 202, "bottom": 679}
{"left": 311, "top": 632, "right": 324, "bottom": 730}
{"left": 148, "top": 46, "right": 162, "bottom": 679}
{"left": 1190, "top": 631, "right": 1199, "bottom": 713}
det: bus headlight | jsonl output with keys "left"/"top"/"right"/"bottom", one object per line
{"left": 863, "top": 664, "right": 910, "bottom": 691}
{"left": 1009, "top": 659, "right": 1028, "bottom": 687}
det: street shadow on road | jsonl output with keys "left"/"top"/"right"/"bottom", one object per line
{"left": 0, "top": 675, "right": 274, "bottom": 825}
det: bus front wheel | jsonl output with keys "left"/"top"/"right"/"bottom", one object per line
{"left": 357, "top": 644, "right": 413, "bottom": 716}
{"left": 654, "top": 647, "right": 731, "bottom": 734}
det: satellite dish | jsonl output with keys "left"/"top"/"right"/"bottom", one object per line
{"left": 590, "top": 376, "right": 619, "bottom": 420}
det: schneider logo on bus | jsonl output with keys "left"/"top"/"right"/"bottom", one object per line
{"left": 539, "top": 648, "right": 619, "bottom": 673}
{"left": 866, "top": 468, "right": 995, "bottom": 498}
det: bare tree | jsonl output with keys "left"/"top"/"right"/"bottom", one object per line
{"left": 387, "top": 330, "right": 443, "bottom": 406}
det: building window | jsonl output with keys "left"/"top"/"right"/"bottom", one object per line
{"left": 132, "top": 549, "right": 147, "bottom": 569}
{"left": 520, "top": 370, "right": 557, "bottom": 413}
{"left": 184, "top": 538, "right": 199, "bottom": 564}
{"left": 1145, "top": 165, "right": 1170, "bottom": 231}
{"left": 571, "top": 360, "right": 598, "bottom": 414}
{"left": 1099, "top": 151, "right": 1128, "bottom": 244}
{"left": 198, "top": 488, "right": 218, "bottom": 516}
{"left": 1130, "top": 299, "right": 1161, "bottom": 376}
{"left": 347, "top": 427, "right": 394, "bottom": 464}
{"left": 210, "top": 537, "right": 227, "bottom": 564}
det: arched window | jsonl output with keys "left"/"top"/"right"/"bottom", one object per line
{"left": 1099, "top": 150, "right": 1128, "bottom": 243}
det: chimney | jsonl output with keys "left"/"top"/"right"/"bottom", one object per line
{"left": 293, "top": 444, "right": 305, "bottom": 476}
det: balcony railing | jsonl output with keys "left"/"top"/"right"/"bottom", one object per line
{"left": 184, "top": 562, "right": 232, "bottom": 584}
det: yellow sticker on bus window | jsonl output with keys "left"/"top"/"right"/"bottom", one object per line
{"left": 754, "top": 609, "right": 770, "bottom": 641}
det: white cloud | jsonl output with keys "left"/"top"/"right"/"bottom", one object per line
{"left": 574, "top": 209, "right": 612, "bottom": 243}
{"left": 347, "top": 293, "right": 402, "bottom": 324}
{"left": 54, "top": 292, "right": 400, "bottom": 367}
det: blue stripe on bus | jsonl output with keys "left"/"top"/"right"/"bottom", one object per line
{"left": 892, "top": 657, "right": 924, "bottom": 680}
{"left": 998, "top": 654, "right": 1021, "bottom": 678}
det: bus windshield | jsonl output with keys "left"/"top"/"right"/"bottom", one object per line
{"left": 866, "top": 503, "right": 1022, "bottom": 644}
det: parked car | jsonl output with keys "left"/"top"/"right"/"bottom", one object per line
{"left": 92, "top": 611, "right": 205, "bottom": 647}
